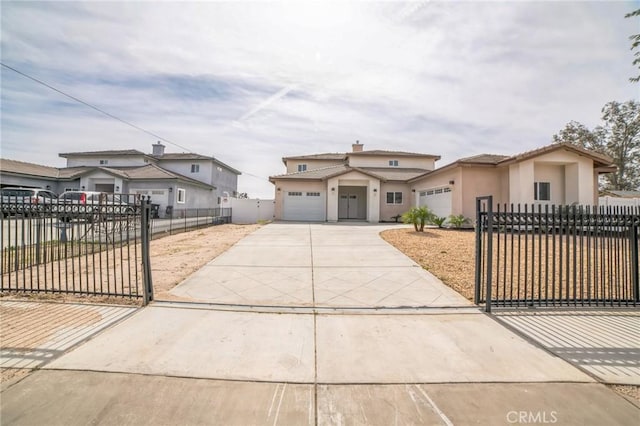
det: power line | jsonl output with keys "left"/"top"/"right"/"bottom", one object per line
{"left": 1, "top": 61, "right": 272, "bottom": 183}
{"left": 1, "top": 62, "right": 193, "bottom": 154}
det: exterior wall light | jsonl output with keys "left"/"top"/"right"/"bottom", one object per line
{"left": 373, "top": 188, "right": 377, "bottom": 192}
{"left": 449, "top": 180, "right": 455, "bottom": 185}
{"left": 168, "top": 187, "right": 173, "bottom": 193}
{"left": 331, "top": 187, "right": 335, "bottom": 192}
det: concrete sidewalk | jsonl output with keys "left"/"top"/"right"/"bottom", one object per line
{"left": 2, "top": 223, "right": 638, "bottom": 424}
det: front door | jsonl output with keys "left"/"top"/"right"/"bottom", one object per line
{"left": 339, "top": 194, "right": 359, "bottom": 219}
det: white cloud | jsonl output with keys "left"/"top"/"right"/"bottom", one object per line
{"left": 2, "top": 1, "right": 638, "bottom": 198}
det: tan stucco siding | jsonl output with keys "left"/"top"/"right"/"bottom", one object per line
{"left": 285, "top": 159, "right": 344, "bottom": 174}
{"left": 348, "top": 156, "right": 435, "bottom": 170}
{"left": 272, "top": 180, "right": 326, "bottom": 220}
{"left": 534, "top": 164, "right": 565, "bottom": 205}
{"left": 460, "top": 167, "right": 504, "bottom": 220}
{"left": 379, "top": 182, "right": 411, "bottom": 221}
{"left": 509, "top": 149, "right": 595, "bottom": 206}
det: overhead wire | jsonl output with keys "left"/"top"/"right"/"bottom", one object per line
{"left": 0, "top": 61, "right": 270, "bottom": 182}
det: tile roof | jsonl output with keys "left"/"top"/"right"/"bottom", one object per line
{"left": 348, "top": 150, "right": 440, "bottom": 159}
{"left": 498, "top": 142, "right": 614, "bottom": 167}
{"left": 0, "top": 158, "right": 87, "bottom": 179}
{"left": 457, "top": 154, "right": 510, "bottom": 164}
{"left": 270, "top": 164, "right": 351, "bottom": 181}
{"left": 282, "top": 153, "right": 347, "bottom": 161}
{"left": 154, "top": 153, "right": 242, "bottom": 174}
{"left": 358, "top": 167, "right": 431, "bottom": 181}
{"left": 59, "top": 150, "right": 147, "bottom": 158}
{"left": 269, "top": 165, "right": 429, "bottom": 183}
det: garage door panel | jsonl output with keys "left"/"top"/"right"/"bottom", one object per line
{"left": 418, "top": 188, "right": 452, "bottom": 218}
{"left": 283, "top": 192, "right": 325, "bottom": 221}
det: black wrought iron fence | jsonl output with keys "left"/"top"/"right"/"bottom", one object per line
{"left": 150, "top": 207, "right": 232, "bottom": 237}
{"left": 475, "top": 196, "right": 639, "bottom": 311}
{"left": 1, "top": 195, "right": 153, "bottom": 304}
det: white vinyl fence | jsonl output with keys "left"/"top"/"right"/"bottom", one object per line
{"left": 227, "top": 198, "right": 275, "bottom": 224}
{"left": 599, "top": 196, "right": 640, "bottom": 207}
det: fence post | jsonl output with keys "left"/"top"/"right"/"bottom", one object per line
{"left": 485, "top": 196, "right": 494, "bottom": 313}
{"left": 141, "top": 197, "right": 154, "bottom": 305}
{"left": 632, "top": 217, "right": 639, "bottom": 303}
{"left": 474, "top": 198, "right": 483, "bottom": 304}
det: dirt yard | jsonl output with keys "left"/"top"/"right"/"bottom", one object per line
{"left": 380, "top": 227, "right": 476, "bottom": 301}
{"left": 1, "top": 223, "right": 261, "bottom": 304}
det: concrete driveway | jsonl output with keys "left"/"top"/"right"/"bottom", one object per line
{"left": 2, "top": 223, "right": 639, "bottom": 425}
{"left": 169, "top": 223, "right": 469, "bottom": 308}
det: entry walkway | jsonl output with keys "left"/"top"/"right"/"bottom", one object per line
{"left": 2, "top": 223, "right": 639, "bottom": 425}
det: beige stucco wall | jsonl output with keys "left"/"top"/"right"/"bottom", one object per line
{"left": 533, "top": 164, "right": 565, "bottom": 205}
{"left": 509, "top": 149, "right": 595, "bottom": 206}
{"left": 379, "top": 182, "right": 411, "bottom": 221}
{"left": 285, "top": 159, "right": 344, "bottom": 173}
{"left": 460, "top": 167, "right": 505, "bottom": 220}
{"left": 348, "top": 156, "right": 436, "bottom": 170}
{"left": 272, "top": 180, "right": 326, "bottom": 220}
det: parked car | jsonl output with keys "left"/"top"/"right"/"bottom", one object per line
{"left": 0, "top": 187, "right": 58, "bottom": 217}
{"left": 55, "top": 191, "right": 136, "bottom": 222}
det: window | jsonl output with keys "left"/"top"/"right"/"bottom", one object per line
{"left": 306, "top": 192, "right": 320, "bottom": 196}
{"left": 534, "top": 182, "right": 550, "bottom": 201}
{"left": 426, "top": 190, "right": 434, "bottom": 195}
{"left": 419, "top": 191, "right": 426, "bottom": 196}
{"left": 435, "top": 188, "right": 443, "bottom": 194}
{"left": 386, "top": 192, "right": 403, "bottom": 204}
{"left": 191, "top": 164, "right": 200, "bottom": 173}
{"left": 99, "top": 159, "right": 108, "bottom": 165}
{"left": 298, "top": 164, "right": 307, "bottom": 172}
{"left": 288, "top": 191, "right": 302, "bottom": 196}
{"left": 177, "top": 188, "right": 186, "bottom": 204}
{"left": 443, "top": 187, "right": 452, "bottom": 193}
{"left": 389, "top": 160, "right": 399, "bottom": 167}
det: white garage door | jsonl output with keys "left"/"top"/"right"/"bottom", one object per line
{"left": 418, "top": 187, "right": 452, "bottom": 218}
{"left": 283, "top": 191, "right": 325, "bottom": 221}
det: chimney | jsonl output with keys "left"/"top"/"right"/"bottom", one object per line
{"left": 352, "top": 140, "right": 364, "bottom": 152}
{"left": 152, "top": 141, "right": 166, "bottom": 156}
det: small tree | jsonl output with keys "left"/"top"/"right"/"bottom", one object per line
{"left": 402, "top": 206, "right": 433, "bottom": 232}
{"left": 448, "top": 214, "right": 469, "bottom": 229}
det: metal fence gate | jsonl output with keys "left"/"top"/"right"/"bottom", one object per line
{"left": 1, "top": 196, "right": 154, "bottom": 305}
{"left": 475, "top": 196, "right": 639, "bottom": 312}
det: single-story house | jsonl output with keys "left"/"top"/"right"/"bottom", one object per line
{"left": 269, "top": 142, "right": 616, "bottom": 223}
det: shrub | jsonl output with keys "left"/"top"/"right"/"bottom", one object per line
{"left": 448, "top": 214, "right": 469, "bottom": 228}
{"left": 431, "top": 216, "right": 447, "bottom": 228}
{"left": 402, "top": 206, "right": 434, "bottom": 232}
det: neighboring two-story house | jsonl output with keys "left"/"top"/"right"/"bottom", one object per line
{"left": 270, "top": 142, "right": 615, "bottom": 223}
{"left": 0, "top": 142, "right": 241, "bottom": 217}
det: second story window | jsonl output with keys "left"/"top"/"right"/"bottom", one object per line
{"left": 191, "top": 164, "right": 200, "bottom": 173}
{"left": 99, "top": 159, "right": 108, "bottom": 165}
{"left": 297, "top": 164, "right": 307, "bottom": 172}
{"left": 389, "top": 160, "right": 399, "bottom": 167}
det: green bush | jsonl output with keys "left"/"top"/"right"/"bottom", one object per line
{"left": 448, "top": 214, "right": 469, "bottom": 228}
{"left": 431, "top": 216, "right": 447, "bottom": 228}
{"left": 402, "top": 206, "right": 434, "bottom": 232}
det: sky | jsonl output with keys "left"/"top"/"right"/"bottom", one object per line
{"left": 1, "top": 1, "right": 638, "bottom": 199}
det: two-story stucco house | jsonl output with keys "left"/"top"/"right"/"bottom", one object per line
{"left": 269, "top": 142, "right": 615, "bottom": 223}
{"left": 0, "top": 142, "right": 241, "bottom": 217}
{"left": 270, "top": 142, "right": 440, "bottom": 222}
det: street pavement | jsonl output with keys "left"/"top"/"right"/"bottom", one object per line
{"left": 1, "top": 223, "right": 638, "bottom": 425}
